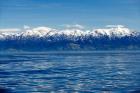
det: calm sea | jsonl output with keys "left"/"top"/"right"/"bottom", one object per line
{"left": 0, "top": 51, "right": 140, "bottom": 93}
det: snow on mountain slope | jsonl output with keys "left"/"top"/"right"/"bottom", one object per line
{"left": 21, "top": 27, "right": 56, "bottom": 37}
{"left": 92, "top": 25, "right": 135, "bottom": 37}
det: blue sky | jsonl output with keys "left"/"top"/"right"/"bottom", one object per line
{"left": 0, "top": 0, "right": 140, "bottom": 30}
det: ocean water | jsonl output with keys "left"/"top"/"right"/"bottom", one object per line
{"left": 0, "top": 51, "right": 140, "bottom": 93}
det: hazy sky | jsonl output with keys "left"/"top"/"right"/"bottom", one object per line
{"left": 0, "top": 0, "right": 140, "bottom": 30}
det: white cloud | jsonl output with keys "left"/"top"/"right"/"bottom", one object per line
{"left": 106, "top": 25, "right": 125, "bottom": 28}
{"left": 63, "top": 24, "right": 85, "bottom": 29}
{"left": 23, "top": 25, "right": 30, "bottom": 30}
{"left": 32, "top": 26, "right": 53, "bottom": 32}
{"left": 0, "top": 28, "right": 21, "bottom": 33}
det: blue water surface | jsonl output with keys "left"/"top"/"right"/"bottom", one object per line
{"left": 0, "top": 51, "right": 140, "bottom": 93}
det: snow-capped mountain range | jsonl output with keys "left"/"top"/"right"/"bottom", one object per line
{"left": 0, "top": 25, "right": 140, "bottom": 50}
{"left": 0, "top": 25, "right": 139, "bottom": 38}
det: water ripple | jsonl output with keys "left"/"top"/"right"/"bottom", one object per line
{"left": 0, "top": 51, "right": 140, "bottom": 93}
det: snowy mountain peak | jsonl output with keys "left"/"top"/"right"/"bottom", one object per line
{"left": 93, "top": 25, "right": 134, "bottom": 37}
{"left": 21, "top": 27, "right": 55, "bottom": 37}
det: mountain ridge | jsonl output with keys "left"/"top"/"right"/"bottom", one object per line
{"left": 0, "top": 25, "right": 140, "bottom": 50}
{"left": 0, "top": 25, "right": 139, "bottom": 38}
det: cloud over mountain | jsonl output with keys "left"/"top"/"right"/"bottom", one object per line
{"left": 0, "top": 28, "right": 21, "bottom": 34}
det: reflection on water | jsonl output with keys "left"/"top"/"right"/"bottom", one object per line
{"left": 0, "top": 51, "right": 140, "bottom": 93}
